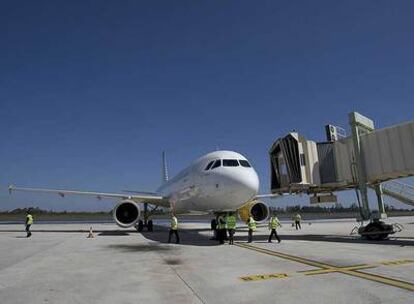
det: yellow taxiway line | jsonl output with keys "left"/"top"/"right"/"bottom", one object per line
{"left": 236, "top": 243, "right": 414, "bottom": 292}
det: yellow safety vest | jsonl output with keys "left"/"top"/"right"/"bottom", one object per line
{"left": 294, "top": 214, "right": 301, "bottom": 222}
{"left": 171, "top": 217, "right": 178, "bottom": 230}
{"left": 217, "top": 217, "right": 226, "bottom": 229}
{"left": 226, "top": 215, "right": 236, "bottom": 229}
{"left": 269, "top": 217, "right": 280, "bottom": 230}
{"left": 248, "top": 217, "right": 256, "bottom": 230}
{"left": 26, "top": 214, "right": 33, "bottom": 225}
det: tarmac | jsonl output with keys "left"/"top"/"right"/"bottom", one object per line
{"left": 0, "top": 216, "right": 413, "bottom": 304}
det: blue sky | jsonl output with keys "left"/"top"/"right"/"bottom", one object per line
{"left": 1, "top": 1, "right": 413, "bottom": 211}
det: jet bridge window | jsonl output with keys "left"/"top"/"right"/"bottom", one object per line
{"left": 205, "top": 161, "right": 215, "bottom": 170}
{"left": 223, "top": 159, "right": 239, "bottom": 167}
{"left": 211, "top": 159, "right": 221, "bottom": 169}
{"left": 239, "top": 160, "right": 251, "bottom": 167}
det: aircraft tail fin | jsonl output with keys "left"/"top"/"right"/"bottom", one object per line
{"left": 162, "top": 151, "right": 169, "bottom": 183}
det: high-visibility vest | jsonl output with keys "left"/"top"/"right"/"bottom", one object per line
{"left": 171, "top": 217, "right": 178, "bottom": 230}
{"left": 248, "top": 217, "right": 256, "bottom": 230}
{"left": 294, "top": 214, "right": 301, "bottom": 222}
{"left": 269, "top": 217, "right": 280, "bottom": 230}
{"left": 217, "top": 216, "right": 226, "bottom": 229}
{"left": 226, "top": 215, "right": 237, "bottom": 229}
{"left": 26, "top": 214, "right": 33, "bottom": 225}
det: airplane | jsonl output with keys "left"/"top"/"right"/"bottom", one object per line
{"left": 8, "top": 150, "right": 273, "bottom": 231}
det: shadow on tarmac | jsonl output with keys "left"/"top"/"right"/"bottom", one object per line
{"left": 3, "top": 225, "right": 412, "bottom": 247}
{"left": 142, "top": 225, "right": 414, "bottom": 247}
{"left": 98, "top": 231, "right": 130, "bottom": 236}
{"left": 140, "top": 225, "right": 218, "bottom": 247}
{"left": 107, "top": 243, "right": 174, "bottom": 252}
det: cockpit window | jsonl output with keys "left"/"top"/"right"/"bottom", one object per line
{"left": 205, "top": 161, "right": 214, "bottom": 170}
{"left": 211, "top": 159, "right": 221, "bottom": 169}
{"left": 223, "top": 159, "right": 239, "bottom": 167}
{"left": 239, "top": 160, "right": 251, "bottom": 167}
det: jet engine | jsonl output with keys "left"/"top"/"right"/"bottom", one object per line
{"left": 113, "top": 200, "right": 140, "bottom": 228}
{"left": 238, "top": 200, "right": 269, "bottom": 223}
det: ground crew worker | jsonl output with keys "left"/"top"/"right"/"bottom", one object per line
{"left": 247, "top": 215, "right": 256, "bottom": 243}
{"left": 268, "top": 214, "right": 281, "bottom": 243}
{"left": 217, "top": 214, "right": 226, "bottom": 244}
{"left": 226, "top": 212, "right": 237, "bottom": 245}
{"left": 294, "top": 213, "right": 302, "bottom": 230}
{"left": 25, "top": 210, "right": 33, "bottom": 238}
{"left": 168, "top": 214, "right": 180, "bottom": 244}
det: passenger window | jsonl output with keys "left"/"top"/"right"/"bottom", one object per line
{"left": 239, "top": 160, "right": 251, "bottom": 167}
{"left": 205, "top": 161, "right": 214, "bottom": 170}
{"left": 223, "top": 159, "right": 239, "bottom": 167}
{"left": 211, "top": 159, "right": 221, "bottom": 169}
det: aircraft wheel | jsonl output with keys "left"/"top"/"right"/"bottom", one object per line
{"left": 364, "top": 222, "right": 388, "bottom": 240}
{"left": 210, "top": 219, "right": 217, "bottom": 240}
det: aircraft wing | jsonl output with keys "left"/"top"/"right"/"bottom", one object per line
{"left": 8, "top": 185, "right": 168, "bottom": 206}
{"left": 254, "top": 193, "right": 282, "bottom": 199}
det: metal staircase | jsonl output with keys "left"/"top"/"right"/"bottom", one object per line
{"left": 381, "top": 181, "right": 414, "bottom": 207}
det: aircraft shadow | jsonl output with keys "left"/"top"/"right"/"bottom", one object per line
{"left": 141, "top": 225, "right": 218, "bottom": 247}
{"left": 141, "top": 225, "right": 414, "bottom": 247}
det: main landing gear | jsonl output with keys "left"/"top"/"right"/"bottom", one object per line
{"left": 136, "top": 219, "right": 153, "bottom": 232}
{"left": 210, "top": 218, "right": 217, "bottom": 240}
{"left": 135, "top": 203, "right": 157, "bottom": 232}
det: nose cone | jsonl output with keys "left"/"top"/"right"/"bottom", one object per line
{"left": 244, "top": 169, "right": 260, "bottom": 199}
{"left": 227, "top": 169, "right": 259, "bottom": 202}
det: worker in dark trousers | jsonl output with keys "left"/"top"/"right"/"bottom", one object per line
{"left": 247, "top": 215, "right": 256, "bottom": 243}
{"left": 294, "top": 213, "right": 302, "bottom": 230}
{"left": 25, "top": 210, "right": 33, "bottom": 238}
{"left": 268, "top": 214, "right": 281, "bottom": 243}
{"left": 168, "top": 214, "right": 180, "bottom": 244}
{"left": 217, "top": 214, "right": 226, "bottom": 244}
{"left": 226, "top": 212, "right": 237, "bottom": 245}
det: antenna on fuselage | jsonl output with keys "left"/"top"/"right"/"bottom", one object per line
{"left": 162, "top": 151, "right": 169, "bottom": 183}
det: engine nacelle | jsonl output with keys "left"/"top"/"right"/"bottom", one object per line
{"left": 113, "top": 200, "right": 140, "bottom": 228}
{"left": 238, "top": 200, "right": 269, "bottom": 223}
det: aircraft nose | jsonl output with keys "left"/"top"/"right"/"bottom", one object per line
{"left": 244, "top": 170, "right": 260, "bottom": 197}
{"left": 229, "top": 169, "right": 259, "bottom": 200}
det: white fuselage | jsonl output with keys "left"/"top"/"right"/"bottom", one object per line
{"left": 156, "top": 151, "right": 259, "bottom": 213}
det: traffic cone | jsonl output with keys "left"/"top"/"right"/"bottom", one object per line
{"left": 87, "top": 226, "right": 95, "bottom": 238}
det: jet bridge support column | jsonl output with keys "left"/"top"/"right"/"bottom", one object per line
{"left": 350, "top": 112, "right": 394, "bottom": 240}
{"left": 375, "top": 184, "right": 386, "bottom": 215}
{"left": 349, "top": 112, "right": 374, "bottom": 221}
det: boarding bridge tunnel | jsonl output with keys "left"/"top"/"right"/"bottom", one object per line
{"left": 269, "top": 113, "right": 414, "bottom": 211}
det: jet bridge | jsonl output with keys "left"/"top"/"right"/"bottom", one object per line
{"left": 270, "top": 118, "right": 414, "bottom": 195}
{"left": 269, "top": 112, "right": 414, "bottom": 239}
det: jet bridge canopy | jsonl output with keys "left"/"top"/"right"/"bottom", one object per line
{"left": 270, "top": 120, "right": 414, "bottom": 195}
{"left": 269, "top": 132, "right": 320, "bottom": 193}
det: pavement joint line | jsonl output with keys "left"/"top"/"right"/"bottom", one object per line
{"left": 235, "top": 243, "right": 414, "bottom": 292}
{"left": 153, "top": 241, "right": 206, "bottom": 304}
